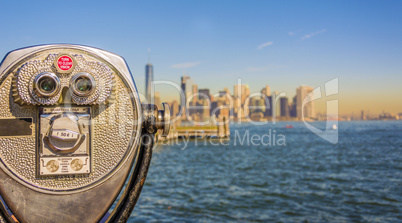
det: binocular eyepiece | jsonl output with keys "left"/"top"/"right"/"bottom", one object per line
{"left": 0, "top": 44, "right": 169, "bottom": 223}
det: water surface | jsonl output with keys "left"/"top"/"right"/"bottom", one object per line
{"left": 129, "top": 121, "right": 402, "bottom": 222}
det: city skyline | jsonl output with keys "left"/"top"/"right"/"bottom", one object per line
{"left": 147, "top": 69, "right": 322, "bottom": 122}
{"left": 140, "top": 65, "right": 399, "bottom": 118}
{"left": 0, "top": 1, "right": 401, "bottom": 116}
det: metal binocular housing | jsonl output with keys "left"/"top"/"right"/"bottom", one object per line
{"left": 0, "top": 44, "right": 170, "bottom": 223}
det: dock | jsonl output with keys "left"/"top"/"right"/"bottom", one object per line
{"left": 160, "top": 121, "right": 230, "bottom": 141}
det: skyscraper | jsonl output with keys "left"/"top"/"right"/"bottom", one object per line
{"left": 234, "top": 84, "right": 250, "bottom": 104}
{"left": 290, "top": 96, "right": 297, "bottom": 117}
{"left": 248, "top": 97, "right": 266, "bottom": 114}
{"left": 199, "top": 88, "right": 211, "bottom": 101}
{"left": 181, "top": 75, "right": 193, "bottom": 113}
{"left": 264, "top": 96, "right": 273, "bottom": 117}
{"left": 192, "top": 84, "right": 198, "bottom": 105}
{"left": 280, "top": 97, "right": 290, "bottom": 117}
{"left": 296, "top": 86, "right": 315, "bottom": 119}
{"left": 234, "top": 84, "right": 250, "bottom": 119}
{"left": 145, "top": 63, "right": 153, "bottom": 103}
{"left": 170, "top": 100, "right": 179, "bottom": 117}
{"left": 272, "top": 91, "right": 281, "bottom": 119}
{"left": 261, "top": 85, "right": 271, "bottom": 97}
{"left": 199, "top": 99, "right": 210, "bottom": 121}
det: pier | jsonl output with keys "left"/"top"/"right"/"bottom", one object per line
{"left": 160, "top": 121, "right": 230, "bottom": 141}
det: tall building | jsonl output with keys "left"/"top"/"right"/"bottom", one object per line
{"left": 181, "top": 76, "right": 193, "bottom": 114}
{"left": 169, "top": 100, "right": 181, "bottom": 126}
{"left": 145, "top": 63, "right": 153, "bottom": 103}
{"left": 234, "top": 84, "right": 250, "bottom": 104}
{"left": 245, "top": 85, "right": 250, "bottom": 103}
{"left": 198, "top": 99, "right": 210, "bottom": 121}
{"left": 261, "top": 85, "right": 271, "bottom": 97}
{"left": 211, "top": 100, "right": 230, "bottom": 119}
{"left": 249, "top": 97, "right": 266, "bottom": 114}
{"left": 264, "top": 96, "right": 273, "bottom": 117}
{"left": 187, "top": 84, "right": 199, "bottom": 117}
{"left": 234, "top": 84, "right": 250, "bottom": 119}
{"left": 199, "top": 88, "right": 210, "bottom": 101}
{"left": 280, "top": 97, "right": 289, "bottom": 117}
{"left": 192, "top": 84, "right": 198, "bottom": 105}
{"left": 296, "top": 86, "right": 315, "bottom": 119}
{"left": 259, "top": 86, "right": 272, "bottom": 118}
{"left": 170, "top": 100, "right": 179, "bottom": 117}
{"left": 290, "top": 96, "right": 297, "bottom": 117}
{"left": 272, "top": 91, "right": 281, "bottom": 118}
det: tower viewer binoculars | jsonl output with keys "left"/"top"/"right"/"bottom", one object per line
{"left": 0, "top": 44, "right": 170, "bottom": 222}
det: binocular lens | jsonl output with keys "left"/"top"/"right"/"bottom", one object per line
{"left": 75, "top": 77, "right": 92, "bottom": 93}
{"left": 39, "top": 77, "right": 56, "bottom": 93}
{"left": 34, "top": 72, "right": 60, "bottom": 97}
{"left": 71, "top": 73, "right": 96, "bottom": 96}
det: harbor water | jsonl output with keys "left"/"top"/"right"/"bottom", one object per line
{"left": 127, "top": 121, "right": 402, "bottom": 222}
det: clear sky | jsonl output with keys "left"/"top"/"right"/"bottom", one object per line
{"left": 0, "top": 0, "right": 401, "bottom": 116}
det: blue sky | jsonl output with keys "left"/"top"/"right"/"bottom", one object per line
{"left": 0, "top": 0, "right": 401, "bottom": 115}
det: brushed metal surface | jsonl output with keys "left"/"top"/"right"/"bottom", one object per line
{"left": 0, "top": 147, "right": 135, "bottom": 223}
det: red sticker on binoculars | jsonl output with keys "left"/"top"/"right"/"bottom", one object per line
{"left": 57, "top": 55, "right": 74, "bottom": 71}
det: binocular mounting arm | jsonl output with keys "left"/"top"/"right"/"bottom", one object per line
{"left": 105, "top": 103, "right": 170, "bottom": 222}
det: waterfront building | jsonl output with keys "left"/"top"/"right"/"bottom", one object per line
{"left": 211, "top": 100, "right": 230, "bottom": 119}
{"left": 181, "top": 75, "right": 193, "bottom": 115}
{"left": 192, "top": 84, "right": 198, "bottom": 105}
{"left": 296, "top": 86, "right": 315, "bottom": 119}
{"left": 272, "top": 91, "right": 281, "bottom": 119}
{"left": 264, "top": 96, "right": 273, "bottom": 117}
{"left": 280, "top": 97, "right": 290, "bottom": 117}
{"left": 248, "top": 97, "right": 266, "bottom": 120}
{"left": 261, "top": 85, "right": 271, "bottom": 97}
{"left": 199, "top": 99, "right": 210, "bottom": 122}
{"left": 170, "top": 100, "right": 179, "bottom": 117}
{"left": 234, "top": 84, "right": 250, "bottom": 119}
{"left": 234, "top": 84, "right": 250, "bottom": 105}
{"left": 289, "top": 96, "right": 297, "bottom": 117}
{"left": 199, "top": 88, "right": 211, "bottom": 102}
{"left": 361, "top": 110, "right": 366, "bottom": 120}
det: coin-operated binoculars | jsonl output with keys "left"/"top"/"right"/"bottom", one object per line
{"left": 0, "top": 45, "right": 170, "bottom": 223}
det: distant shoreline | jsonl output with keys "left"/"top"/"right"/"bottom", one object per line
{"left": 177, "top": 119, "right": 401, "bottom": 128}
